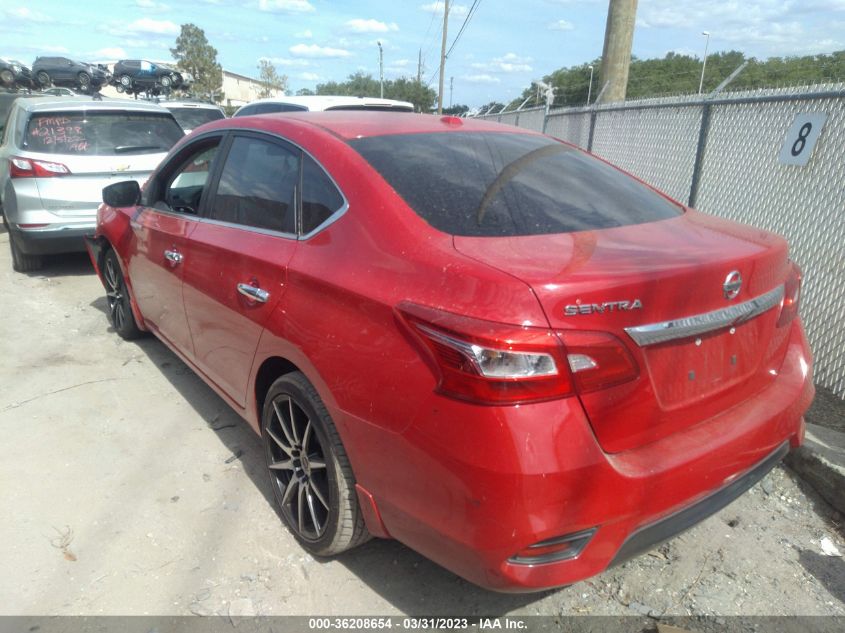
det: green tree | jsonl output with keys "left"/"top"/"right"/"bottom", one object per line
{"left": 257, "top": 59, "right": 287, "bottom": 98}
{"left": 443, "top": 104, "right": 469, "bottom": 116}
{"left": 296, "top": 87, "right": 315, "bottom": 96}
{"left": 170, "top": 23, "right": 223, "bottom": 101}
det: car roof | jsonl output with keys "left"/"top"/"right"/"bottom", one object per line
{"left": 162, "top": 101, "right": 223, "bottom": 110}
{"left": 205, "top": 111, "right": 534, "bottom": 141}
{"left": 240, "top": 95, "right": 414, "bottom": 111}
{"left": 17, "top": 97, "right": 171, "bottom": 114}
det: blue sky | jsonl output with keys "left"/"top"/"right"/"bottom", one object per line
{"left": 3, "top": 1, "right": 845, "bottom": 106}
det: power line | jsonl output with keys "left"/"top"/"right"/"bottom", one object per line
{"left": 445, "top": 0, "right": 481, "bottom": 60}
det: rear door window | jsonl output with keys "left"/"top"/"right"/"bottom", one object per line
{"left": 349, "top": 132, "right": 682, "bottom": 236}
{"left": 23, "top": 111, "right": 184, "bottom": 156}
{"left": 206, "top": 135, "right": 299, "bottom": 234}
{"left": 168, "top": 107, "right": 225, "bottom": 130}
{"left": 301, "top": 155, "right": 344, "bottom": 234}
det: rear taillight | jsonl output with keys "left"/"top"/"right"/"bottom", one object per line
{"left": 397, "top": 302, "right": 639, "bottom": 405}
{"left": 9, "top": 156, "right": 70, "bottom": 178}
{"left": 558, "top": 330, "right": 639, "bottom": 394}
{"left": 777, "top": 262, "right": 802, "bottom": 328}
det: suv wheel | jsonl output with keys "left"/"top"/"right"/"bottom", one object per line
{"left": 77, "top": 72, "right": 90, "bottom": 88}
{"left": 8, "top": 231, "right": 43, "bottom": 272}
{"left": 0, "top": 69, "right": 13, "bottom": 85}
{"left": 160, "top": 75, "right": 172, "bottom": 88}
{"left": 36, "top": 71, "right": 50, "bottom": 87}
{"left": 262, "top": 372, "right": 370, "bottom": 556}
{"left": 119, "top": 74, "right": 132, "bottom": 87}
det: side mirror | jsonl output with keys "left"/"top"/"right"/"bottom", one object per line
{"left": 103, "top": 180, "right": 141, "bottom": 207}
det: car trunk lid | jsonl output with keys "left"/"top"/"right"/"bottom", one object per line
{"left": 454, "top": 211, "right": 793, "bottom": 453}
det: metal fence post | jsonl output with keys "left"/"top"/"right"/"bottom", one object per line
{"left": 587, "top": 110, "right": 598, "bottom": 152}
{"left": 688, "top": 103, "right": 712, "bottom": 208}
{"left": 542, "top": 110, "right": 549, "bottom": 134}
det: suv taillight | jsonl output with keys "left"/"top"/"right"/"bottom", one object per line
{"left": 9, "top": 156, "right": 70, "bottom": 178}
{"left": 777, "top": 262, "right": 802, "bottom": 328}
{"left": 397, "top": 302, "right": 638, "bottom": 405}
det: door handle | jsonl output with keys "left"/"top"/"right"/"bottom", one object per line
{"left": 164, "top": 249, "right": 183, "bottom": 264}
{"left": 237, "top": 283, "right": 270, "bottom": 303}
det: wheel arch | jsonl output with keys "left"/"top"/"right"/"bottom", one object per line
{"left": 254, "top": 356, "right": 301, "bottom": 427}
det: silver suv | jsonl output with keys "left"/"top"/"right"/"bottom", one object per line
{"left": 0, "top": 97, "right": 184, "bottom": 271}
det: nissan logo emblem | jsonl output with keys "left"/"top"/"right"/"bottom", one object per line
{"left": 723, "top": 271, "right": 742, "bottom": 300}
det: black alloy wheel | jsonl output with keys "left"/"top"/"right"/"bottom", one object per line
{"left": 262, "top": 372, "right": 370, "bottom": 556}
{"left": 103, "top": 249, "right": 142, "bottom": 340}
{"left": 36, "top": 70, "right": 50, "bottom": 86}
{"left": 77, "top": 72, "right": 90, "bottom": 88}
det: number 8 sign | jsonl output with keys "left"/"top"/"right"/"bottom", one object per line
{"left": 779, "top": 112, "right": 828, "bottom": 166}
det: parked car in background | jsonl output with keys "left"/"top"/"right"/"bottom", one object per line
{"left": 232, "top": 95, "right": 414, "bottom": 117}
{"left": 42, "top": 86, "right": 79, "bottom": 97}
{"left": 112, "top": 60, "right": 190, "bottom": 94}
{"left": 0, "top": 58, "right": 35, "bottom": 89}
{"left": 161, "top": 100, "right": 225, "bottom": 133}
{"left": 0, "top": 98, "right": 184, "bottom": 271}
{"left": 86, "top": 112, "right": 812, "bottom": 591}
{"left": 32, "top": 57, "right": 110, "bottom": 91}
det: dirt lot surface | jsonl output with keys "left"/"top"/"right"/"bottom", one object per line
{"left": 1, "top": 226, "right": 844, "bottom": 618}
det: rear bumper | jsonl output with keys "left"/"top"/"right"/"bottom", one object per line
{"left": 12, "top": 224, "right": 93, "bottom": 255}
{"left": 352, "top": 320, "right": 813, "bottom": 591}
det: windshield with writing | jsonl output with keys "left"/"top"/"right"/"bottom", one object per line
{"left": 23, "top": 111, "right": 184, "bottom": 156}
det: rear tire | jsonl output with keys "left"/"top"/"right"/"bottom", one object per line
{"left": 160, "top": 75, "right": 172, "bottom": 88}
{"left": 0, "top": 69, "right": 13, "bottom": 85}
{"left": 119, "top": 74, "right": 132, "bottom": 87}
{"left": 36, "top": 70, "right": 50, "bottom": 87}
{"left": 77, "top": 72, "right": 90, "bottom": 89}
{"left": 262, "top": 372, "right": 370, "bottom": 556}
{"left": 103, "top": 249, "right": 143, "bottom": 340}
{"left": 8, "top": 231, "right": 43, "bottom": 272}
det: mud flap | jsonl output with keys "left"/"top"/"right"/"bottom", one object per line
{"left": 83, "top": 235, "right": 104, "bottom": 285}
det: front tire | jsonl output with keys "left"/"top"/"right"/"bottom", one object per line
{"left": 36, "top": 70, "right": 50, "bottom": 87}
{"left": 0, "top": 69, "right": 14, "bottom": 85}
{"left": 119, "top": 74, "right": 132, "bottom": 87}
{"left": 103, "top": 249, "right": 143, "bottom": 340}
{"left": 160, "top": 74, "right": 172, "bottom": 88}
{"left": 262, "top": 372, "right": 370, "bottom": 556}
{"left": 77, "top": 72, "right": 91, "bottom": 89}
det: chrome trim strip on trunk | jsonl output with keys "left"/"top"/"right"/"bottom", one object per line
{"left": 624, "top": 285, "right": 785, "bottom": 347}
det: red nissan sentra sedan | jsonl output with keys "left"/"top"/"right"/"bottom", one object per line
{"left": 85, "top": 112, "right": 813, "bottom": 591}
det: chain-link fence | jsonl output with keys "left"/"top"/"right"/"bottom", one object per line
{"left": 480, "top": 85, "right": 845, "bottom": 398}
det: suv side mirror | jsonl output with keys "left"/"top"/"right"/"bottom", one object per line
{"left": 103, "top": 180, "right": 141, "bottom": 207}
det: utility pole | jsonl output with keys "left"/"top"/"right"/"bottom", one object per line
{"left": 417, "top": 48, "right": 422, "bottom": 83}
{"left": 377, "top": 41, "right": 384, "bottom": 98}
{"left": 587, "top": 65, "right": 594, "bottom": 104}
{"left": 437, "top": 0, "right": 450, "bottom": 114}
{"left": 598, "top": 0, "right": 638, "bottom": 103}
{"left": 449, "top": 76, "right": 453, "bottom": 108}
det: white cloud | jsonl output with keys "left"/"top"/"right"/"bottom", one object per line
{"left": 5, "top": 7, "right": 53, "bottom": 22}
{"left": 126, "top": 17, "right": 179, "bottom": 35}
{"left": 464, "top": 74, "right": 500, "bottom": 84}
{"left": 266, "top": 56, "right": 313, "bottom": 67}
{"left": 345, "top": 19, "right": 399, "bottom": 33}
{"left": 548, "top": 20, "right": 575, "bottom": 31}
{"left": 259, "top": 0, "right": 315, "bottom": 13}
{"left": 295, "top": 29, "right": 313, "bottom": 38}
{"left": 135, "top": 0, "right": 170, "bottom": 10}
{"left": 89, "top": 47, "right": 128, "bottom": 60}
{"left": 472, "top": 53, "right": 533, "bottom": 73}
{"left": 290, "top": 44, "right": 352, "bottom": 58}
{"left": 299, "top": 72, "right": 321, "bottom": 81}
{"left": 420, "top": 2, "right": 469, "bottom": 16}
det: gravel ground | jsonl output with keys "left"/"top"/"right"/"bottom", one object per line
{"left": 1, "top": 226, "right": 844, "bottom": 617}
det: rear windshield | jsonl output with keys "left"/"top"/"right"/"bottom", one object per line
{"left": 23, "top": 110, "right": 184, "bottom": 156}
{"left": 168, "top": 106, "right": 225, "bottom": 130}
{"left": 349, "top": 132, "right": 682, "bottom": 236}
